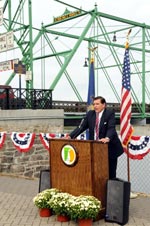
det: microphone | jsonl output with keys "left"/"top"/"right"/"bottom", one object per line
{"left": 78, "top": 118, "right": 84, "bottom": 129}
{"left": 71, "top": 118, "right": 85, "bottom": 139}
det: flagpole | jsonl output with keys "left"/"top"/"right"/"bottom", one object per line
{"left": 126, "top": 29, "right": 132, "bottom": 183}
{"left": 127, "top": 148, "right": 130, "bottom": 182}
{"left": 120, "top": 28, "right": 133, "bottom": 183}
{"left": 126, "top": 29, "right": 131, "bottom": 182}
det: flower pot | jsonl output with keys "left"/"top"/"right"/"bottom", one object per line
{"left": 39, "top": 208, "right": 52, "bottom": 217}
{"left": 57, "top": 215, "right": 69, "bottom": 222}
{"left": 78, "top": 218, "right": 92, "bottom": 226}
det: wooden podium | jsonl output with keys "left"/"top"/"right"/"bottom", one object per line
{"left": 49, "top": 139, "right": 109, "bottom": 208}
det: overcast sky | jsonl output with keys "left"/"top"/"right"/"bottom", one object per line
{"left": 32, "top": 0, "right": 150, "bottom": 101}
{"left": 33, "top": 0, "right": 150, "bottom": 26}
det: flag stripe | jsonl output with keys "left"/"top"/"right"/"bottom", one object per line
{"left": 120, "top": 47, "right": 133, "bottom": 147}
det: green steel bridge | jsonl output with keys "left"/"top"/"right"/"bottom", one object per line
{"left": 1, "top": 0, "right": 150, "bottom": 120}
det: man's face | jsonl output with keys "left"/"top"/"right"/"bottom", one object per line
{"left": 93, "top": 99, "right": 105, "bottom": 113}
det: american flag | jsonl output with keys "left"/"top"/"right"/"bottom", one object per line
{"left": 120, "top": 46, "right": 133, "bottom": 147}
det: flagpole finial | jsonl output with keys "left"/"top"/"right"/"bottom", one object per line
{"left": 125, "top": 29, "right": 132, "bottom": 49}
{"left": 125, "top": 41, "right": 129, "bottom": 49}
{"left": 88, "top": 46, "right": 98, "bottom": 62}
{"left": 127, "top": 29, "right": 132, "bottom": 37}
{"left": 90, "top": 57, "right": 94, "bottom": 63}
{"left": 88, "top": 47, "right": 98, "bottom": 52}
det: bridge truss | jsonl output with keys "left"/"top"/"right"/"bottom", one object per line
{"left": 1, "top": 0, "right": 150, "bottom": 119}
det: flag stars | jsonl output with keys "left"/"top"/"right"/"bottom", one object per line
{"left": 122, "top": 49, "right": 131, "bottom": 91}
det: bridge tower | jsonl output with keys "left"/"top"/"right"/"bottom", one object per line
{"left": 1, "top": 0, "right": 150, "bottom": 118}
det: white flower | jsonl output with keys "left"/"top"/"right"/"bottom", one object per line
{"left": 68, "top": 195, "right": 101, "bottom": 220}
{"left": 33, "top": 188, "right": 60, "bottom": 209}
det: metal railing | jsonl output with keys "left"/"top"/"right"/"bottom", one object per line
{"left": 52, "top": 100, "right": 150, "bottom": 114}
{"left": 0, "top": 88, "right": 52, "bottom": 109}
{"left": 1, "top": 87, "right": 150, "bottom": 115}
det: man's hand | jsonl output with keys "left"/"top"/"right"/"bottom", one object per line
{"left": 99, "top": 137, "right": 110, "bottom": 143}
{"left": 64, "top": 133, "right": 71, "bottom": 139}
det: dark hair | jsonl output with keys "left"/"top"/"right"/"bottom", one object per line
{"left": 93, "top": 96, "right": 106, "bottom": 104}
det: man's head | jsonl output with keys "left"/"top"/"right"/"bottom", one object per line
{"left": 93, "top": 96, "right": 106, "bottom": 113}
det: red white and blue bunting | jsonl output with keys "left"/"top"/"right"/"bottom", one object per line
{"left": 39, "top": 133, "right": 56, "bottom": 151}
{"left": 125, "top": 135, "right": 150, "bottom": 160}
{"left": 0, "top": 131, "right": 6, "bottom": 148}
{"left": 11, "top": 132, "right": 35, "bottom": 152}
{"left": 0, "top": 131, "right": 150, "bottom": 159}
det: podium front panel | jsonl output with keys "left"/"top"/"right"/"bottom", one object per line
{"left": 50, "top": 139, "right": 93, "bottom": 196}
{"left": 49, "top": 139, "right": 109, "bottom": 207}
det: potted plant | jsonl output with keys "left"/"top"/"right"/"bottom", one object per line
{"left": 48, "top": 192, "right": 73, "bottom": 222}
{"left": 68, "top": 195, "right": 102, "bottom": 226}
{"left": 33, "top": 188, "right": 60, "bottom": 217}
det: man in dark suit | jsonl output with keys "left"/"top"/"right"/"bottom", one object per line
{"left": 67, "top": 96, "right": 124, "bottom": 179}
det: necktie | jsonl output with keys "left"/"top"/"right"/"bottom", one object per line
{"left": 95, "top": 113, "right": 99, "bottom": 140}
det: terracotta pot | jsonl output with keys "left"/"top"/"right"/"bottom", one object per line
{"left": 39, "top": 208, "right": 52, "bottom": 217}
{"left": 57, "top": 215, "right": 70, "bottom": 222}
{"left": 78, "top": 218, "right": 92, "bottom": 226}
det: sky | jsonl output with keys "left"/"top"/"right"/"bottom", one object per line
{"left": 1, "top": 0, "right": 150, "bottom": 102}
{"left": 33, "top": 0, "right": 150, "bottom": 25}
{"left": 33, "top": 0, "right": 150, "bottom": 102}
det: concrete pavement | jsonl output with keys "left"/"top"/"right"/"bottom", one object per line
{"left": 0, "top": 174, "right": 150, "bottom": 226}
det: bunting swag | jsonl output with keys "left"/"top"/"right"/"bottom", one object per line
{"left": 11, "top": 132, "right": 35, "bottom": 152}
{"left": 0, "top": 132, "right": 6, "bottom": 148}
{"left": 39, "top": 132, "right": 85, "bottom": 151}
{"left": 1, "top": 131, "right": 150, "bottom": 159}
{"left": 39, "top": 133, "right": 56, "bottom": 151}
{"left": 124, "top": 136, "right": 150, "bottom": 160}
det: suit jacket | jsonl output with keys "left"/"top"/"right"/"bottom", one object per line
{"left": 69, "top": 108, "right": 124, "bottom": 159}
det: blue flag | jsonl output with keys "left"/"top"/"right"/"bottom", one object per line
{"left": 87, "top": 58, "right": 95, "bottom": 108}
{"left": 86, "top": 57, "right": 95, "bottom": 139}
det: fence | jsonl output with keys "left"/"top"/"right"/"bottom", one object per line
{"left": 1, "top": 87, "right": 150, "bottom": 114}
{"left": 117, "top": 153, "right": 150, "bottom": 194}
{"left": 0, "top": 87, "right": 52, "bottom": 109}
